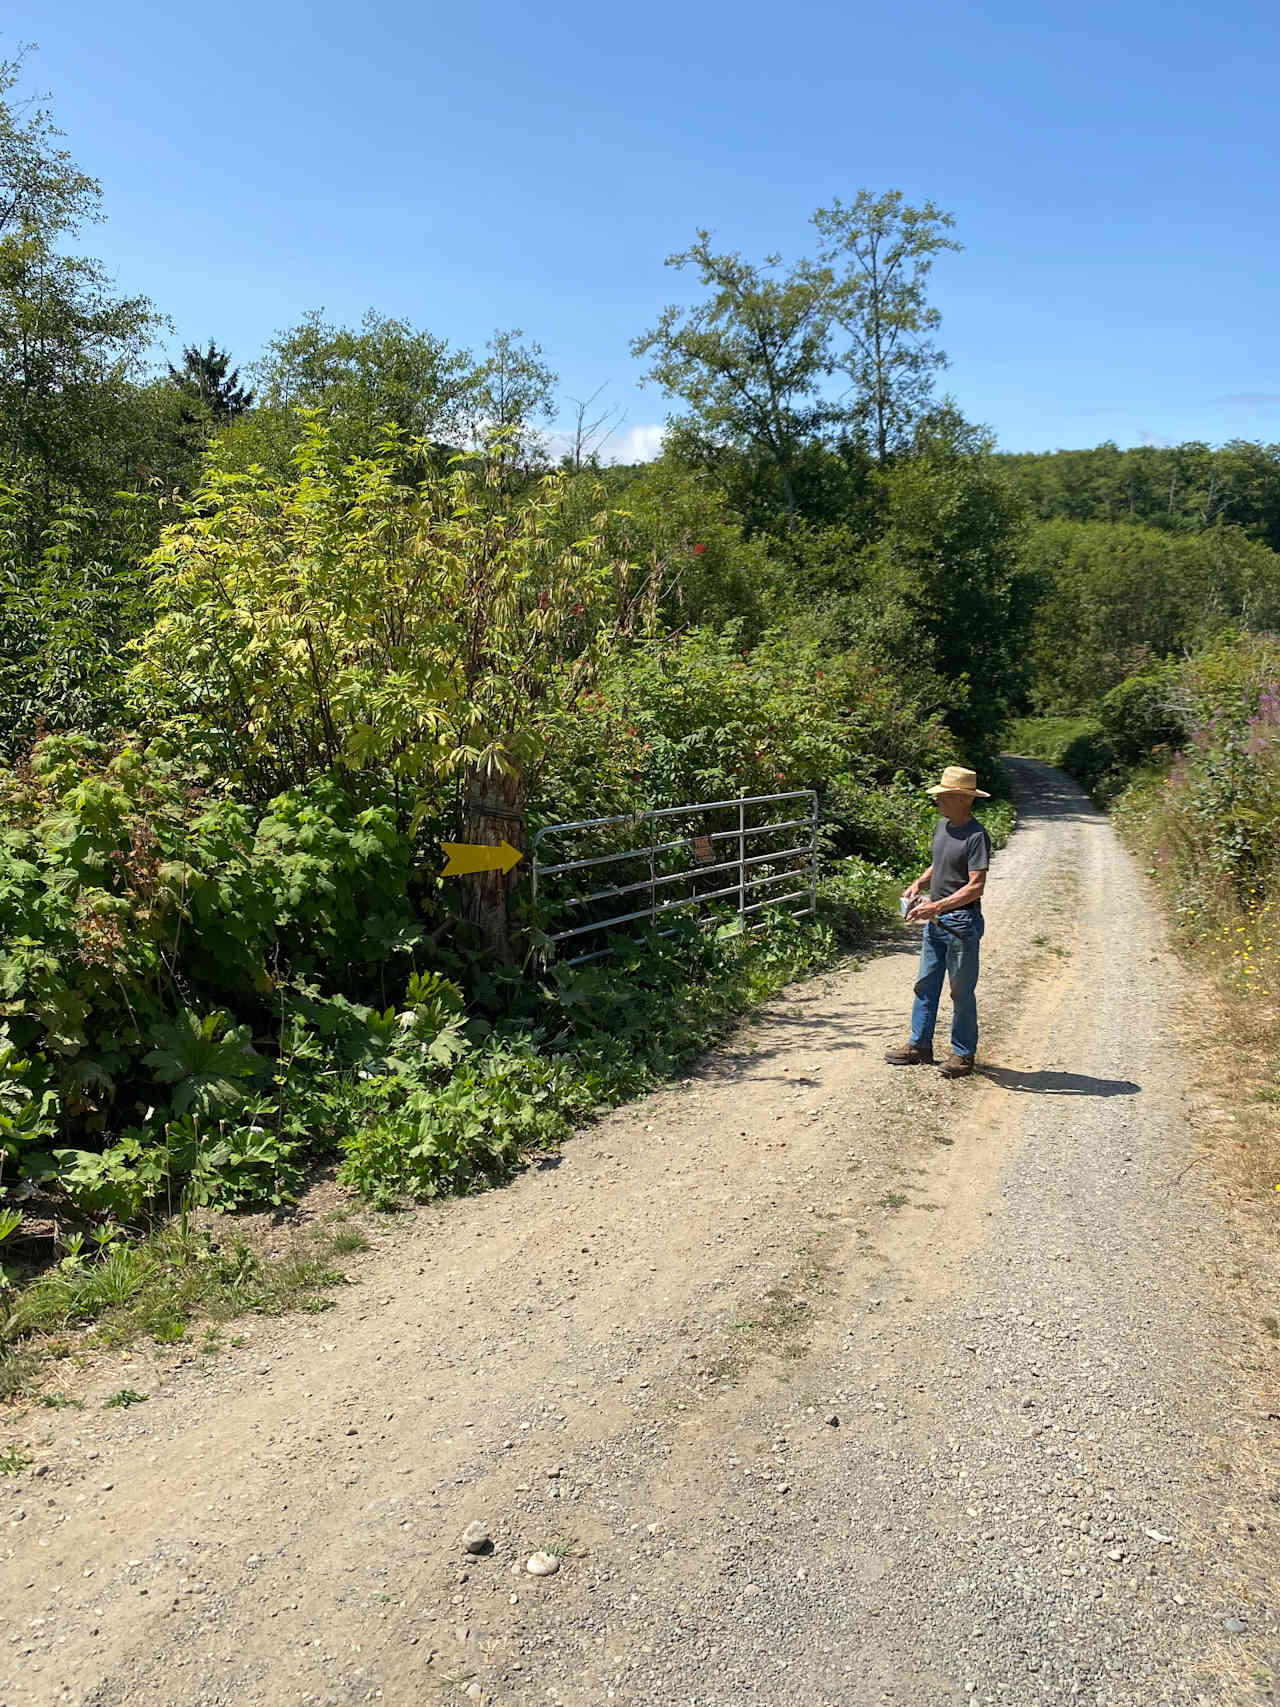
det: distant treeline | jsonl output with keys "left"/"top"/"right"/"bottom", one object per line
{"left": 995, "top": 440, "right": 1280, "bottom": 552}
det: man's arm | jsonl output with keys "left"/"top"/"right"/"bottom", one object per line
{"left": 910, "top": 867, "right": 986, "bottom": 920}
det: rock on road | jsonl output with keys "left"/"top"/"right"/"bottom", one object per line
{"left": 2, "top": 760, "right": 1277, "bottom": 1706}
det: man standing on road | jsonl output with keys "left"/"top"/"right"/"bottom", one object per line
{"left": 885, "top": 766, "right": 991, "bottom": 1080}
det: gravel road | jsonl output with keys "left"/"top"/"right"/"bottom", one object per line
{"left": 2, "top": 759, "right": 1277, "bottom": 1707}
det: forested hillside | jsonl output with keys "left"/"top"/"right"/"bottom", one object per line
{"left": 996, "top": 439, "right": 1280, "bottom": 549}
{"left": 3, "top": 48, "right": 1280, "bottom": 1346}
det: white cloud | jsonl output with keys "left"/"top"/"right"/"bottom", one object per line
{"left": 542, "top": 421, "right": 667, "bottom": 467}
{"left": 607, "top": 423, "right": 665, "bottom": 465}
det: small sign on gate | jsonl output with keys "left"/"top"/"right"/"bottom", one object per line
{"left": 691, "top": 834, "right": 716, "bottom": 867}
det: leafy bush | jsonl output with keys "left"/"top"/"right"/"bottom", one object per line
{"left": 338, "top": 907, "right": 859, "bottom": 1208}
{"left": 132, "top": 423, "right": 633, "bottom": 801}
{"left": 0, "top": 733, "right": 424, "bottom": 1207}
{"left": 534, "top": 625, "right": 954, "bottom": 849}
{"left": 855, "top": 447, "right": 1035, "bottom": 756}
{"left": 1096, "top": 663, "right": 1186, "bottom": 767}
{"left": 1011, "top": 665, "right": 1187, "bottom": 803}
{"left": 0, "top": 485, "right": 159, "bottom": 757}
{"left": 1112, "top": 635, "right": 1280, "bottom": 1001}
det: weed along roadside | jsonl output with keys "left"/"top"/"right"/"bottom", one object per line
{"left": 0, "top": 784, "right": 1017, "bottom": 1402}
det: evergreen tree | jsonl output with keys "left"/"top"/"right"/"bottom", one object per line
{"left": 167, "top": 341, "right": 254, "bottom": 421}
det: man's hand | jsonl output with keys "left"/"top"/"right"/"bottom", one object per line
{"left": 905, "top": 877, "right": 926, "bottom": 901}
{"left": 908, "top": 896, "right": 939, "bottom": 921}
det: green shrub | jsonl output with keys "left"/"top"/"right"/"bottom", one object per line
{"left": 1110, "top": 638, "right": 1280, "bottom": 1000}
{"left": 337, "top": 907, "right": 858, "bottom": 1208}
{"left": 0, "top": 734, "right": 421, "bottom": 1205}
{"left": 1010, "top": 665, "right": 1185, "bottom": 803}
{"left": 534, "top": 625, "right": 954, "bottom": 838}
{"left": 1097, "top": 664, "right": 1186, "bottom": 768}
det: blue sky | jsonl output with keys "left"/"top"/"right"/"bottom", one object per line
{"left": 16, "top": 0, "right": 1280, "bottom": 456}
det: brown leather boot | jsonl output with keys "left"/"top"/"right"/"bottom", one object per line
{"left": 938, "top": 1053, "right": 975, "bottom": 1078}
{"left": 884, "top": 1041, "right": 933, "bottom": 1066}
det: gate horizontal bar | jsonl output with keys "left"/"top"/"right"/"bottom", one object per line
{"left": 536, "top": 821, "right": 815, "bottom": 882}
{"left": 548, "top": 878, "right": 745, "bottom": 945}
{"left": 529, "top": 789, "right": 814, "bottom": 854}
{"left": 559, "top": 841, "right": 813, "bottom": 913}
{"left": 532, "top": 789, "right": 818, "bottom": 963}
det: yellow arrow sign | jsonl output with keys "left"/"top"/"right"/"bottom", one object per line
{"left": 440, "top": 840, "right": 524, "bottom": 877}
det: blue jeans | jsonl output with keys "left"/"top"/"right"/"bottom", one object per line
{"left": 910, "top": 910, "right": 985, "bottom": 1060}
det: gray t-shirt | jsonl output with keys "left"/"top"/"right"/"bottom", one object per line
{"left": 929, "top": 816, "right": 990, "bottom": 909}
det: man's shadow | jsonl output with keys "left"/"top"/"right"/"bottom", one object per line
{"left": 978, "top": 1065, "right": 1140, "bottom": 1097}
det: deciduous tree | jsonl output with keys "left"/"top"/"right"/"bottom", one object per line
{"left": 811, "top": 192, "right": 961, "bottom": 464}
{"left": 631, "top": 232, "right": 831, "bottom": 525}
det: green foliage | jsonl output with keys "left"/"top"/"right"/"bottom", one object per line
{"left": 535, "top": 624, "right": 953, "bottom": 855}
{"left": 632, "top": 193, "right": 961, "bottom": 521}
{"left": 0, "top": 1202, "right": 23, "bottom": 1303}
{"left": 143, "top": 1011, "right": 260, "bottom": 1118}
{"left": 104, "top": 1386, "right": 148, "bottom": 1407}
{"left": 2, "top": 1219, "right": 358, "bottom": 1358}
{"left": 1110, "top": 636, "right": 1280, "bottom": 1003}
{"left": 631, "top": 230, "right": 832, "bottom": 524}
{"left": 0, "top": 57, "right": 206, "bottom": 755}
{"left": 1022, "top": 519, "right": 1280, "bottom": 710}
{"left": 0, "top": 484, "right": 162, "bottom": 751}
{"left": 1007, "top": 715, "right": 1104, "bottom": 768}
{"left": 1096, "top": 664, "right": 1187, "bottom": 767}
{"left": 596, "top": 461, "right": 783, "bottom": 636}
{"left": 811, "top": 191, "right": 961, "bottom": 463}
{"left": 1011, "top": 667, "right": 1188, "bottom": 803}
{"left": 338, "top": 910, "right": 851, "bottom": 1207}
{"left": 134, "top": 424, "right": 632, "bottom": 800}
{"left": 0, "top": 733, "right": 425, "bottom": 1207}
{"left": 0, "top": 55, "right": 162, "bottom": 554}
{"left": 472, "top": 328, "right": 557, "bottom": 464}
{"left": 997, "top": 439, "right": 1280, "bottom": 554}
{"left": 167, "top": 341, "right": 253, "bottom": 422}
{"left": 857, "top": 445, "right": 1033, "bottom": 755}
{"left": 244, "top": 307, "right": 478, "bottom": 469}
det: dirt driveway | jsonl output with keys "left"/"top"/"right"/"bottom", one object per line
{"left": 2, "top": 760, "right": 1277, "bottom": 1707}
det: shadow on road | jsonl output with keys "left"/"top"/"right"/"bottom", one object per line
{"left": 979, "top": 1065, "right": 1140, "bottom": 1097}
{"left": 999, "top": 755, "right": 1105, "bottom": 826}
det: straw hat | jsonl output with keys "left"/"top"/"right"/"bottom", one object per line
{"left": 926, "top": 765, "right": 990, "bottom": 799}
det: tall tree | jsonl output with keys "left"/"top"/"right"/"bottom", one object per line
{"left": 860, "top": 437, "right": 1032, "bottom": 753}
{"left": 630, "top": 231, "right": 831, "bottom": 525}
{"left": 251, "top": 308, "right": 477, "bottom": 458}
{"left": 167, "top": 340, "right": 254, "bottom": 421}
{"left": 0, "top": 52, "right": 159, "bottom": 531}
{"left": 0, "top": 51, "right": 167, "bottom": 744}
{"left": 471, "top": 328, "right": 557, "bottom": 463}
{"left": 0, "top": 50, "right": 98, "bottom": 242}
{"left": 812, "top": 192, "right": 961, "bottom": 463}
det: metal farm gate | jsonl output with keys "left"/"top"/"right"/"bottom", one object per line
{"left": 530, "top": 790, "right": 818, "bottom": 965}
